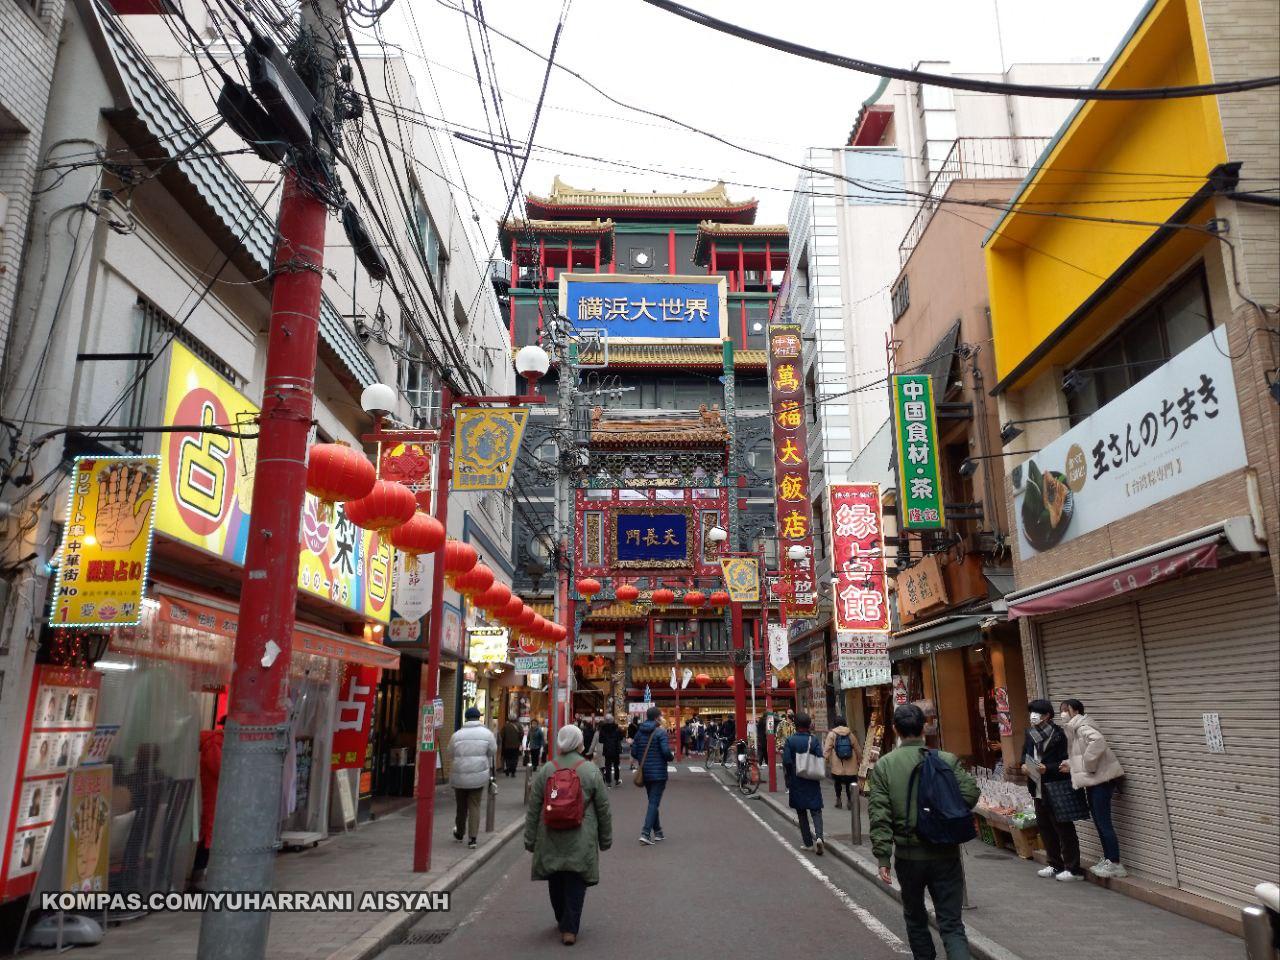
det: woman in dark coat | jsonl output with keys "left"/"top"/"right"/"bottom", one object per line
{"left": 781, "top": 712, "right": 825, "bottom": 854}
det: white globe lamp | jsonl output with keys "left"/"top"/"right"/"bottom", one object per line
{"left": 360, "top": 382, "right": 397, "bottom": 418}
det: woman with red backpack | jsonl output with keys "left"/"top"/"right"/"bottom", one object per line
{"left": 524, "top": 724, "right": 613, "bottom": 946}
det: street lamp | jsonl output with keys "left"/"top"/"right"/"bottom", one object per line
{"left": 360, "top": 381, "right": 397, "bottom": 419}
{"left": 515, "top": 344, "right": 551, "bottom": 396}
{"left": 706, "top": 525, "right": 728, "bottom": 548}
{"left": 786, "top": 544, "right": 810, "bottom": 562}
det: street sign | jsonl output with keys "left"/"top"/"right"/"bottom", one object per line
{"left": 515, "top": 655, "right": 549, "bottom": 674}
{"left": 419, "top": 703, "right": 436, "bottom": 751}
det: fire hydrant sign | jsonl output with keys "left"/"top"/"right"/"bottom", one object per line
{"left": 891, "top": 374, "right": 946, "bottom": 529}
{"left": 827, "top": 483, "right": 890, "bottom": 633}
{"left": 50, "top": 456, "right": 159, "bottom": 627}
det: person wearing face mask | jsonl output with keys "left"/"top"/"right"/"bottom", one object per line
{"left": 1020, "top": 700, "right": 1083, "bottom": 881}
{"left": 1059, "top": 699, "right": 1127, "bottom": 879}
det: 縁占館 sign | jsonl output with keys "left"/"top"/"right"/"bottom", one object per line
{"left": 50, "top": 456, "right": 159, "bottom": 627}
{"left": 1013, "top": 327, "right": 1246, "bottom": 558}
{"left": 559, "top": 274, "right": 727, "bottom": 342}
{"left": 768, "top": 322, "right": 817, "bottom": 615}
{"left": 828, "top": 483, "right": 890, "bottom": 633}
{"left": 891, "top": 374, "right": 945, "bottom": 530}
{"left": 836, "top": 633, "right": 891, "bottom": 689}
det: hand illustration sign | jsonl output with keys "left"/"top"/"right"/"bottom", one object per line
{"left": 95, "top": 462, "right": 156, "bottom": 550}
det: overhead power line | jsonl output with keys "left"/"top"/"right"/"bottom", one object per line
{"left": 638, "top": 0, "right": 1280, "bottom": 100}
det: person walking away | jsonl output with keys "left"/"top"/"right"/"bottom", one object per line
{"left": 720, "top": 715, "right": 736, "bottom": 762}
{"left": 870, "top": 704, "right": 979, "bottom": 960}
{"left": 580, "top": 716, "right": 596, "bottom": 761}
{"left": 449, "top": 706, "right": 497, "bottom": 848}
{"left": 630, "top": 705, "right": 674, "bottom": 844}
{"left": 597, "top": 715, "right": 623, "bottom": 787}
{"left": 193, "top": 715, "right": 226, "bottom": 886}
{"left": 527, "top": 719, "right": 547, "bottom": 768}
{"left": 774, "top": 710, "right": 796, "bottom": 767}
{"left": 626, "top": 716, "right": 639, "bottom": 770}
{"left": 501, "top": 717, "right": 523, "bottom": 777}
{"left": 782, "top": 713, "right": 826, "bottom": 854}
{"left": 824, "top": 715, "right": 862, "bottom": 810}
{"left": 1060, "top": 699, "right": 1127, "bottom": 878}
{"left": 1021, "top": 700, "right": 1084, "bottom": 881}
{"left": 756, "top": 715, "right": 768, "bottom": 766}
{"left": 525, "top": 724, "right": 612, "bottom": 946}
{"left": 693, "top": 716, "right": 705, "bottom": 754}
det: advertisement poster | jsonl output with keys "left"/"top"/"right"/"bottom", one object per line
{"left": 767, "top": 321, "right": 818, "bottom": 615}
{"left": 1013, "top": 328, "right": 1246, "bottom": 558}
{"left": 63, "top": 765, "right": 111, "bottom": 892}
{"left": 49, "top": 456, "right": 159, "bottom": 627}
{"left": 156, "top": 342, "right": 391, "bottom": 621}
{"left": 828, "top": 483, "right": 890, "bottom": 633}
{"left": 331, "top": 664, "right": 379, "bottom": 770}
{"left": 836, "top": 633, "right": 892, "bottom": 689}
{"left": 559, "top": 274, "right": 727, "bottom": 343}
{"left": 468, "top": 627, "right": 509, "bottom": 663}
{"left": 891, "top": 373, "right": 946, "bottom": 530}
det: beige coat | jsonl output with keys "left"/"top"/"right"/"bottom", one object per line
{"left": 1064, "top": 714, "right": 1124, "bottom": 788}
{"left": 823, "top": 726, "right": 862, "bottom": 778}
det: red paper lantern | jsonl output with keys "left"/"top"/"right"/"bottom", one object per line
{"left": 517, "top": 607, "right": 537, "bottom": 630}
{"left": 725, "top": 673, "right": 735, "bottom": 686}
{"left": 306, "top": 442, "right": 375, "bottom": 518}
{"left": 342, "top": 479, "right": 415, "bottom": 532}
{"left": 787, "top": 677, "right": 796, "bottom": 688}
{"left": 694, "top": 672, "right": 711, "bottom": 688}
{"left": 388, "top": 512, "right": 445, "bottom": 569}
{"left": 475, "top": 582, "right": 512, "bottom": 613}
{"left": 576, "top": 577, "right": 601, "bottom": 605}
{"left": 651, "top": 587, "right": 675, "bottom": 609}
{"left": 684, "top": 590, "right": 706, "bottom": 609}
{"left": 455, "top": 563, "right": 494, "bottom": 599}
{"left": 443, "top": 540, "right": 478, "bottom": 586}
{"left": 709, "top": 589, "right": 731, "bottom": 611}
{"left": 499, "top": 597, "right": 525, "bottom": 625}
{"left": 615, "top": 583, "right": 640, "bottom": 604}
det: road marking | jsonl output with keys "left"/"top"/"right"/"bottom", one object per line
{"left": 667, "top": 765, "right": 678, "bottom": 773}
{"left": 686, "top": 765, "right": 706, "bottom": 773}
{"left": 714, "top": 778, "right": 908, "bottom": 954}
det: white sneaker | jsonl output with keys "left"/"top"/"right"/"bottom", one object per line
{"left": 1037, "top": 866, "right": 1057, "bottom": 878}
{"left": 800, "top": 843, "right": 814, "bottom": 851}
{"left": 1090, "top": 859, "right": 1115, "bottom": 877}
{"left": 814, "top": 838, "right": 824, "bottom": 856}
{"left": 1055, "top": 870, "right": 1084, "bottom": 882}
{"left": 1109, "top": 862, "right": 1129, "bottom": 878}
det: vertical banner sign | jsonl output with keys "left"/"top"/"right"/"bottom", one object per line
{"left": 891, "top": 374, "right": 945, "bottom": 529}
{"left": 50, "top": 457, "right": 159, "bottom": 627}
{"left": 767, "top": 323, "right": 817, "bottom": 615}
{"left": 330, "top": 664, "right": 379, "bottom": 769}
{"left": 62, "top": 764, "right": 112, "bottom": 892}
{"left": 720, "top": 557, "right": 760, "bottom": 603}
{"left": 452, "top": 408, "right": 530, "bottom": 491}
{"left": 767, "top": 622, "right": 790, "bottom": 671}
{"left": 828, "top": 483, "right": 890, "bottom": 633}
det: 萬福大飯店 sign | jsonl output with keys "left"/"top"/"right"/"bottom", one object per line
{"left": 892, "top": 374, "right": 945, "bottom": 530}
{"left": 768, "top": 321, "right": 817, "bottom": 615}
{"left": 50, "top": 456, "right": 159, "bottom": 627}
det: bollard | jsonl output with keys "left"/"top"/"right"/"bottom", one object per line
{"left": 850, "top": 783, "right": 863, "bottom": 845}
{"left": 485, "top": 765, "right": 497, "bottom": 833}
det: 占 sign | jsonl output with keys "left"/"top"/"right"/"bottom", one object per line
{"left": 892, "top": 374, "right": 946, "bottom": 530}
{"left": 559, "top": 274, "right": 727, "bottom": 342}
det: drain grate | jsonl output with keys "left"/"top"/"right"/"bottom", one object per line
{"left": 400, "top": 929, "right": 452, "bottom": 945}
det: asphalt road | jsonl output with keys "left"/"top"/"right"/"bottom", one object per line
{"left": 376, "top": 761, "right": 915, "bottom": 959}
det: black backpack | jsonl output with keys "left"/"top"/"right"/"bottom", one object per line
{"left": 834, "top": 733, "right": 854, "bottom": 760}
{"left": 907, "top": 749, "right": 977, "bottom": 846}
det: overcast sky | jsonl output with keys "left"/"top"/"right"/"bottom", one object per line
{"left": 378, "top": 0, "right": 1149, "bottom": 259}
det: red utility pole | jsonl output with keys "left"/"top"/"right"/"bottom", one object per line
{"left": 197, "top": 168, "right": 326, "bottom": 960}
{"left": 413, "top": 388, "right": 453, "bottom": 872}
{"left": 730, "top": 600, "right": 747, "bottom": 745}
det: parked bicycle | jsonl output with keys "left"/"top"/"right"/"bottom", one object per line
{"left": 732, "top": 739, "right": 759, "bottom": 796}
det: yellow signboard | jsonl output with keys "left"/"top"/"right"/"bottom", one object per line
{"left": 50, "top": 456, "right": 158, "bottom": 627}
{"left": 452, "top": 408, "right": 529, "bottom": 491}
{"left": 720, "top": 557, "right": 760, "bottom": 603}
{"left": 155, "top": 342, "right": 391, "bottom": 622}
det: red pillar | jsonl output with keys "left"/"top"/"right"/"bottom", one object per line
{"left": 668, "top": 229, "right": 676, "bottom": 275}
{"left": 413, "top": 388, "right": 453, "bottom": 872}
{"left": 730, "top": 601, "right": 747, "bottom": 741}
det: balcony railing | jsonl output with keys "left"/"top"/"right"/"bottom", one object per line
{"left": 898, "top": 137, "right": 1051, "bottom": 266}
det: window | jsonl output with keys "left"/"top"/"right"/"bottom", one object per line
{"left": 698, "top": 618, "right": 728, "bottom": 653}
{"left": 891, "top": 276, "right": 910, "bottom": 321}
{"left": 1067, "top": 267, "right": 1213, "bottom": 422}
{"left": 398, "top": 329, "right": 434, "bottom": 427}
{"left": 411, "top": 184, "right": 447, "bottom": 297}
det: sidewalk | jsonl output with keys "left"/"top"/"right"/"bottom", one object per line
{"left": 41, "top": 777, "right": 528, "bottom": 960}
{"left": 739, "top": 765, "right": 1243, "bottom": 960}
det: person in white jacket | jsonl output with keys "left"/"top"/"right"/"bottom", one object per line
{"left": 449, "top": 706, "right": 497, "bottom": 849}
{"left": 1059, "top": 699, "right": 1127, "bottom": 878}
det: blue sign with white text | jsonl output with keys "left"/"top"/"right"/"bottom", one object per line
{"left": 616, "top": 513, "right": 688, "bottom": 563}
{"left": 563, "top": 277, "right": 723, "bottom": 341}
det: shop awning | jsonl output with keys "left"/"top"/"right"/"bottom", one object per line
{"left": 889, "top": 616, "right": 985, "bottom": 662}
{"left": 1006, "top": 516, "right": 1264, "bottom": 619}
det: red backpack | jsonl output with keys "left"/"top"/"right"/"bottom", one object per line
{"left": 543, "top": 759, "right": 587, "bottom": 830}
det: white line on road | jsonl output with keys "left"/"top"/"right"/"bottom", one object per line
{"left": 714, "top": 778, "right": 909, "bottom": 954}
{"left": 667, "top": 765, "right": 678, "bottom": 773}
{"left": 686, "top": 766, "right": 706, "bottom": 773}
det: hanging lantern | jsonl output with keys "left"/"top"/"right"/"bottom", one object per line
{"left": 342, "top": 479, "right": 415, "bottom": 532}
{"left": 725, "top": 673, "right": 735, "bottom": 687}
{"left": 551, "top": 623, "right": 568, "bottom": 643}
{"left": 306, "top": 442, "right": 375, "bottom": 519}
{"left": 684, "top": 590, "right": 706, "bottom": 610}
{"left": 475, "top": 582, "right": 512, "bottom": 614}
{"left": 694, "top": 672, "right": 711, "bottom": 688}
{"left": 576, "top": 577, "right": 601, "bottom": 605}
{"left": 709, "top": 589, "right": 731, "bottom": 612}
{"left": 387, "top": 512, "right": 445, "bottom": 570}
{"left": 455, "top": 563, "right": 495, "bottom": 600}
{"left": 499, "top": 596, "right": 525, "bottom": 625}
{"left": 615, "top": 583, "right": 640, "bottom": 604}
{"left": 442, "top": 539, "right": 478, "bottom": 587}
{"left": 651, "top": 587, "right": 675, "bottom": 609}
{"left": 517, "top": 607, "right": 537, "bottom": 630}
{"left": 787, "top": 677, "right": 796, "bottom": 688}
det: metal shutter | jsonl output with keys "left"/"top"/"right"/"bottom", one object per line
{"left": 1138, "top": 561, "right": 1280, "bottom": 907}
{"left": 1039, "top": 602, "right": 1178, "bottom": 884}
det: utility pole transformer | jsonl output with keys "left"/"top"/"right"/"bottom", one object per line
{"left": 197, "top": 2, "right": 340, "bottom": 957}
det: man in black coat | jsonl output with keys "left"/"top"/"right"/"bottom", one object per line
{"left": 1022, "top": 698, "right": 1084, "bottom": 880}
{"left": 597, "top": 715, "right": 624, "bottom": 786}
{"left": 720, "top": 716, "right": 736, "bottom": 762}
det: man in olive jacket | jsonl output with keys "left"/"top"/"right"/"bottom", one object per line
{"left": 869, "top": 704, "right": 979, "bottom": 960}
